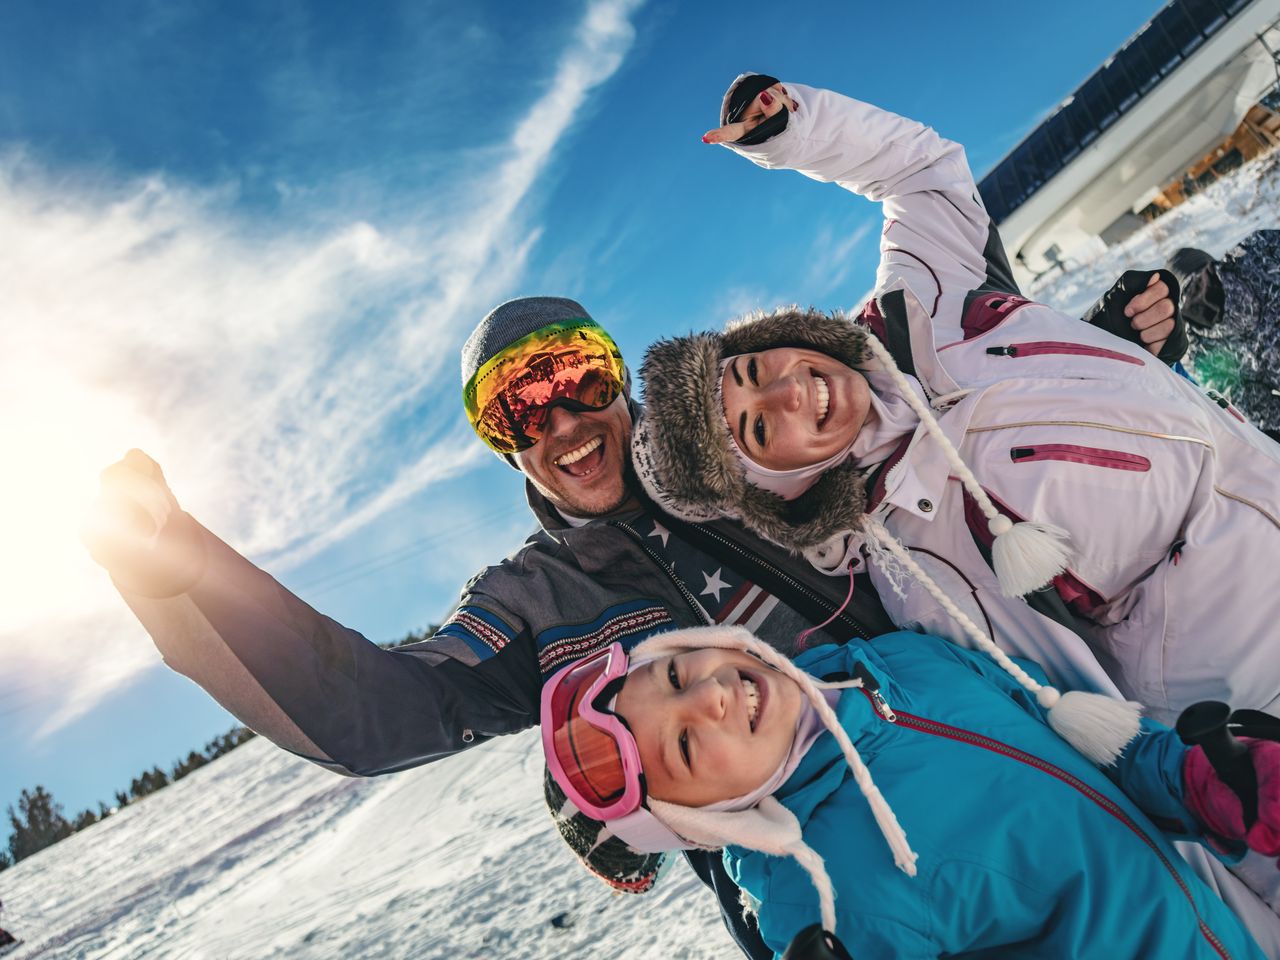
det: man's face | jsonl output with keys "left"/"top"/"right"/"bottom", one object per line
{"left": 614, "top": 646, "right": 803, "bottom": 807}
{"left": 513, "top": 395, "right": 638, "bottom": 518}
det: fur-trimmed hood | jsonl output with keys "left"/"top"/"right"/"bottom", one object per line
{"left": 632, "top": 305, "right": 871, "bottom": 551}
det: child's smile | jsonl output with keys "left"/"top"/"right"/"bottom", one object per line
{"left": 613, "top": 646, "right": 802, "bottom": 808}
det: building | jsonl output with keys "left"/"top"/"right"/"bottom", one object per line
{"left": 979, "top": 0, "right": 1280, "bottom": 286}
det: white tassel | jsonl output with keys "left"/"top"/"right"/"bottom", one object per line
{"left": 858, "top": 331, "right": 1074, "bottom": 599}
{"left": 860, "top": 517, "right": 1143, "bottom": 766}
{"left": 1039, "top": 687, "right": 1144, "bottom": 767}
{"left": 989, "top": 516, "right": 1072, "bottom": 598}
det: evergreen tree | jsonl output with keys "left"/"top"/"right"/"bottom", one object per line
{"left": 114, "top": 790, "right": 129, "bottom": 809}
{"left": 0, "top": 849, "right": 10, "bottom": 871}
{"left": 7, "top": 785, "right": 73, "bottom": 863}
{"left": 72, "top": 808, "right": 98, "bottom": 831}
{"left": 171, "top": 750, "right": 209, "bottom": 781}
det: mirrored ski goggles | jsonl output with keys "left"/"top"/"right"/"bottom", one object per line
{"left": 463, "top": 318, "right": 626, "bottom": 454}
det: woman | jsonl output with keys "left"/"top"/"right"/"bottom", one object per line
{"left": 629, "top": 74, "right": 1280, "bottom": 933}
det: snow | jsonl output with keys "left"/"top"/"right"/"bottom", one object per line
{"left": 0, "top": 733, "right": 736, "bottom": 958}
{"left": 1029, "top": 152, "right": 1280, "bottom": 317}
{"left": 1, "top": 141, "right": 1277, "bottom": 960}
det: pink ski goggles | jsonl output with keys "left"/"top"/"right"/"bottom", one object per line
{"left": 540, "top": 642, "right": 697, "bottom": 853}
{"left": 541, "top": 642, "right": 643, "bottom": 820}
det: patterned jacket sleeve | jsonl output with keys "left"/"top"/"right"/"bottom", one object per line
{"left": 114, "top": 510, "right": 543, "bottom": 777}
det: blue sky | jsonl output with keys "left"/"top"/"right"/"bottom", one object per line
{"left": 0, "top": 0, "right": 1165, "bottom": 837}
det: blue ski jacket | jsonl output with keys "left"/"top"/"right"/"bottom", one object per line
{"left": 723, "top": 635, "right": 1263, "bottom": 959}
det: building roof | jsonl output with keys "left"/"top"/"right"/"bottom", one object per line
{"left": 978, "top": 0, "right": 1257, "bottom": 224}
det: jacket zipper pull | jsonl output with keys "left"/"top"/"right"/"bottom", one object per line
{"left": 853, "top": 661, "right": 897, "bottom": 722}
{"left": 985, "top": 345, "right": 1017, "bottom": 357}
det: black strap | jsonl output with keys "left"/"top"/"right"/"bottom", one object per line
{"left": 1228, "top": 709, "right": 1280, "bottom": 742}
{"left": 782, "top": 924, "right": 855, "bottom": 960}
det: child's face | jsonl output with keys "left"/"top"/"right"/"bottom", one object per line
{"left": 722, "top": 347, "right": 872, "bottom": 471}
{"left": 613, "top": 647, "right": 803, "bottom": 807}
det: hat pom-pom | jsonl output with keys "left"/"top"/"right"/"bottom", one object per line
{"left": 1045, "top": 689, "right": 1143, "bottom": 766}
{"left": 989, "top": 517, "right": 1072, "bottom": 598}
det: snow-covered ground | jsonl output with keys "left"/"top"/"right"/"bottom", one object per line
{"left": 2, "top": 149, "right": 1277, "bottom": 960}
{"left": 1031, "top": 151, "right": 1280, "bottom": 317}
{"left": 0, "top": 731, "right": 734, "bottom": 959}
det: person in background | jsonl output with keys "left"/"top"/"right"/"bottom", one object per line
{"left": 1166, "top": 232, "right": 1280, "bottom": 442}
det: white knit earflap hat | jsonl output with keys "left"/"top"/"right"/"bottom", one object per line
{"left": 627, "top": 626, "right": 919, "bottom": 939}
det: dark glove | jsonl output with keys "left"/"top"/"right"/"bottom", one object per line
{"left": 782, "top": 925, "right": 854, "bottom": 960}
{"left": 1183, "top": 738, "right": 1280, "bottom": 856}
{"left": 1081, "top": 269, "right": 1188, "bottom": 365}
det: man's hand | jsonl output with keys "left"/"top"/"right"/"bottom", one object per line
{"left": 703, "top": 84, "right": 794, "bottom": 144}
{"left": 82, "top": 450, "right": 205, "bottom": 597}
{"left": 1081, "top": 269, "right": 1188, "bottom": 364}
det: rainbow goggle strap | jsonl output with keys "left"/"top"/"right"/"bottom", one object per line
{"left": 463, "top": 318, "right": 626, "bottom": 454}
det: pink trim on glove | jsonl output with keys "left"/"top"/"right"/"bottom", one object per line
{"left": 1183, "top": 738, "right": 1280, "bottom": 856}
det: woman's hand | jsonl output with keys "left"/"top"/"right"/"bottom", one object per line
{"left": 703, "top": 84, "right": 794, "bottom": 144}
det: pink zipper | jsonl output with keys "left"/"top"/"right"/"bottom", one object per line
{"left": 1009, "top": 443, "right": 1150, "bottom": 472}
{"left": 858, "top": 689, "right": 1233, "bottom": 958}
{"left": 985, "top": 340, "right": 1145, "bottom": 365}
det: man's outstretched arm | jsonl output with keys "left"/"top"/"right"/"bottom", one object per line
{"left": 83, "top": 450, "right": 541, "bottom": 777}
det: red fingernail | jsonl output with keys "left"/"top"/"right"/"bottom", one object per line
{"left": 702, "top": 134, "right": 712, "bottom": 143}
{"left": 760, "top": 92, "right": 774, "bottom": 106}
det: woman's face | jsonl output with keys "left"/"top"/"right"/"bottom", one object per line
{"left": 613, "top": 647, "right": 802, "bottom": 808}
{"left": 721, "top": 347, "right": 872, "bottom": 471}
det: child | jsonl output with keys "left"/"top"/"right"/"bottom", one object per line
{"left": 542, "top": 623, "right": 1278, "bottom": 958}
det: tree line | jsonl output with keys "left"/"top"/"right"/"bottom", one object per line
{"left": 1, "top": 726, "right": 256, "bottom": 870}
{"left": 1, "top": 624, "right": 438, "bottom": 870}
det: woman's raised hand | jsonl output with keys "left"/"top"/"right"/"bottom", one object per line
{"left": 702, "top": 84, "right": 794, "bottom": 144}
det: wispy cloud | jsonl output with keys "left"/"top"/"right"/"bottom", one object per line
{"left": 803, "top": 219, "right": 875, "bottom": 301}
{"left": 0, "top": 0, "right": 645, "bottom": 739}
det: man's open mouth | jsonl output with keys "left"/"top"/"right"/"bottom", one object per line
{"left": 554, "top": 436, "right": 605, "bottom": 477}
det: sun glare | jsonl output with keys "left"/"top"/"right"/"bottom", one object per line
{"left": 0, "top": 374, "right": 158, "bottom": 633}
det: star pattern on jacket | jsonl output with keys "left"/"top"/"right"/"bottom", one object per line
{"left": 701, "top": 567, "right": 730, "bottom": 602}
{"left": 643, "top": 512, "right": 782, "bottom": 633}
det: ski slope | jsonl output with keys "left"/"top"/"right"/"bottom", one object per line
{"left": 0, "top": 731, "right": 734, "bottom": 959}
{"left": 1, "top": 147, "right": 1276, "bottom": 960}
